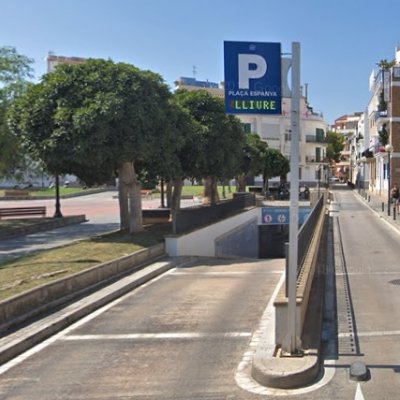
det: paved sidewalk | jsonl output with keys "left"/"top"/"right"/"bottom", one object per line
{"left": 354, "top": 188, "right": 400, "bottom": 231}
{"left": 0, "top": 220, "right": 120, "bottom": 264}
{"left": 0, "top": 192, "right": 123, "bottom": 264}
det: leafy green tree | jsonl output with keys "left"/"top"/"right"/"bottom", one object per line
{"left": 174, "top": 89, "right": 246, "bottom": 204}
{"left": 261, "top": 148, "right": 290, "bottom": 194}
{"left": 9, "top": 59, "right": 175, "bottom": 233}
{"left": 326, "top": 130, "right": 345, "bottom": 162}
{"left": 136, "top": 100, "right": 201, "bottom": 218}
{"left": 378, "top": 123, "right": 389, "bottom": 146}
{"left": 236, "top": 132, "right": 268, "bottom": 192}
{"left": 0, "top": 46, "right": 34, "bottom": 178}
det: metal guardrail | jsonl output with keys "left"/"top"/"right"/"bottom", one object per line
{"left": 297, "top": 194, "right": 324, "bottom": 273}
{"left": 285, "top": 194, "right": 325, "bottom": 296}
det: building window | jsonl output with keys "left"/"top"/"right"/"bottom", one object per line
{"left": 315, "top": 128, "right": 325, "bottom": 142}
{"left": 315, "top": 147, "right": 321, "bottom": 162}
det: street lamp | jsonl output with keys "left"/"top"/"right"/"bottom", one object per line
{"left": 385, "top": 143, "right": 394, "bottom": 216}
{"left": 53, "top": 174, "right": 63, "bottom": 218}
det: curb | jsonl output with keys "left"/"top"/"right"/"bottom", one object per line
{"left": 0, "top": 255, "right": 191, "bottom": 366}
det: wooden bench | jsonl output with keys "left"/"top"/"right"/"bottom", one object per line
{"left": 0, "top": 206, "right": 46, "bottom": 219}
{"left": 140, "top": 190, "right": 153, "bottom": 199}
{"left": 181, "top": 194, "right": 194, "bottom": 200}
{"left": 4, "top": 190, "right": 31, "bottom": 198}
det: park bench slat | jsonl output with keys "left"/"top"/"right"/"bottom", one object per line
{"left": 0, "top": 206, "right": 46, "bottom": 219}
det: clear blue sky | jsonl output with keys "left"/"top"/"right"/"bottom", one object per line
{"left": 3, "top": 0, "right": 400, "bottom": 125}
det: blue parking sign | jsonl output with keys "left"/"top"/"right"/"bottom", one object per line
{"left": 224, "top": 41, "right": 281, "bottom": 114}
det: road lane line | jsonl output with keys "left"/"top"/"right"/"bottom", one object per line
{"left": 339, "top": 330, "right": 400, "bottom": 338}
{"left": 61, "top": 332, "right": 252, "bottom": 341}
{"left": 173, "top": 270, "right": 283, "bottom": 276}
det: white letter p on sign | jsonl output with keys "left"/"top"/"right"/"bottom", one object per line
{"left": 238, "top": 54, "right": 267, "bottom": 89}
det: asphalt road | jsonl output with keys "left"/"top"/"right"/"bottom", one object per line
{"left": 281, "top": 187, "right": 400, "bottom": 400}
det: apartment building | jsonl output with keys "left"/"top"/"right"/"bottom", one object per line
{"left": 332, "top": 112, "right": 363, "bottom": 184}
{"left": 176, "top": 77, "right": 329, "bottom": 186}
{"left": 360, "top": 47, "right": 400, "bottom": 196}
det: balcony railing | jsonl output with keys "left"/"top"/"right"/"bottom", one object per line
{"left": 305, "top": 156, "right": 328, "bottom": 163}
{"left": 373, "top": 110, "right": 388, "bottom": 122}
{"left": 305, "top": 134, "right": 326, "bottom": 143}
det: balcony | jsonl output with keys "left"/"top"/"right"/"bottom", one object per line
{"left": 305, "top": 134, "right": 326, "bottom": 143}
{"left": 373, "top": 110, "right": 388, "bottom": 122}
{"left": 305, "top": 156, "right": 329, "bottom": 164}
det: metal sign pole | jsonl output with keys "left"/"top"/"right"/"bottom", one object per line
{"left": 283, "top": 42, "right": 301, "bottom": 355}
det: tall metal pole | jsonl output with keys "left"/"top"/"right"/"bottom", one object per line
{"left": 283, "top": 42, "right": 301, "bottom": 355}
{"left": 160, "top": 178, "right": 166, "bottom": 208}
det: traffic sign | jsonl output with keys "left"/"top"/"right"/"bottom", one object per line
{"left": 261, "top": 207, "right": 311, "bottom": 225}
{"left": 224, "top": 41, "right": 281, "bottom": 114}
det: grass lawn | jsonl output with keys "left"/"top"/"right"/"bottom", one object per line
{"left": 180, "top": 185, "right": 237, "bottom": 197}
{"left": 0, "top": 224, "right": 171, "bottom": 301}
{"left": 0, "top": 185, "right": 238, "bottom": 198}
{"left": 0, "top": 187, "right": 101, "bottom": 198}
{"left": 30, "top": 187, "right": 86, "bottom": 196}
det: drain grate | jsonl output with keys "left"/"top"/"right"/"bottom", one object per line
{"left": 335, "top": 218, "right": 360, "bottom": 356}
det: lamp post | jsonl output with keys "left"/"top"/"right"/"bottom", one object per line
{"left": 385, "top": 143, "right": 394, "bottom": 216}
{"left": 53, "top": 174, "right": 63, "bottom": 218}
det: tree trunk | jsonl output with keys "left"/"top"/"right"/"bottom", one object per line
{"left": 262, "top": 175, "right": 269, "bottom": 196}
{"left": 170, "top": 179, "right": 183, "bottom": 223}
{"left": 203, "top": 177, "right": 219, "bottom": 205}
{"left": 166, "top": 181, "right": 173, "bottom": 208}
{"left": 203, "top": 177, "right": 211, "bottom": 204}
{"left": 236, "top": 174, "right": 247, "bottom": 192}
{"left": 117, "top": 161, "right": 143, "bottom": 233}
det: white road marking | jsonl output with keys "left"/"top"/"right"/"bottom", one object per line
{"left": 173, "top": 270, "right": 283, "bottom": 276}
{"left": 339, "top": 330, "right": 400, "bottom": 338}
{"left": 355, "top": 383, "right": 365, "bottom": 400}
{"left": 336, "top": 272, "right": 400, "bottom": 276}
{"left": 61, "top": 332, "right": 251, "bottom": 341}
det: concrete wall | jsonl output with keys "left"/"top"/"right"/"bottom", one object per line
{"left": 165, "top": 207, "right": 259, "bottom": 257}
{"left": 215, "top": 217, "right": 258, "bottom": 258}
